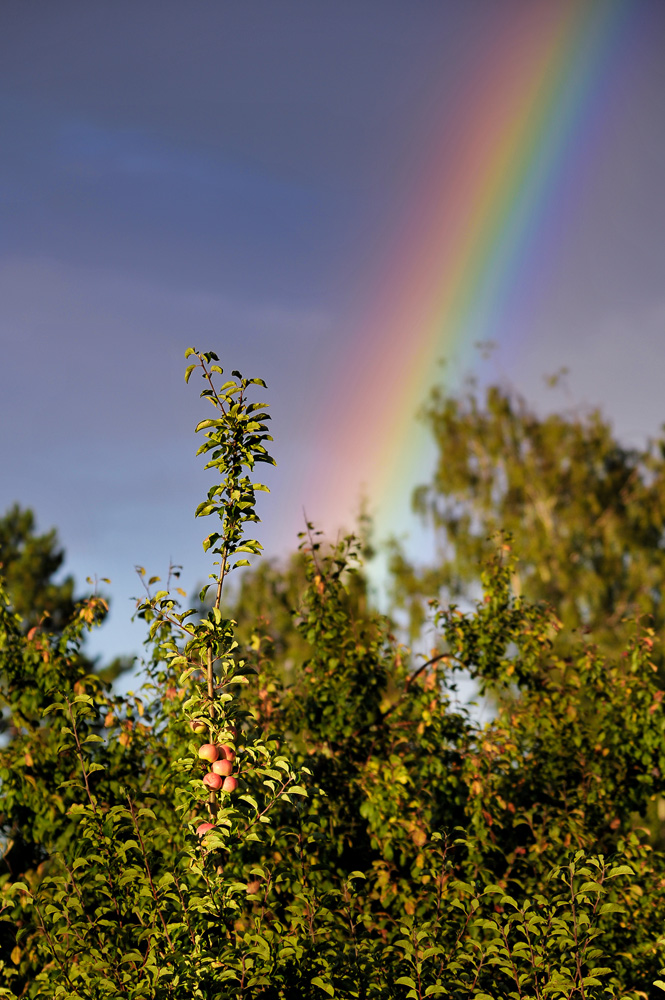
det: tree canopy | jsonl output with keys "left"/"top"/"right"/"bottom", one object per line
{"left": 0, "top": 505, "right": 77, "bottom": 634}
{"left": 1, "top": 355, "right": 664, "bottom": 998}
{"left": 390, "top": 381, "right": 665, "bottom": 665}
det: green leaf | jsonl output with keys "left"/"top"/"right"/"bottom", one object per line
{"left": 120, "top": 952, "right": 145, "bottom": 963}
{"left": 311, "top": 979, "right": 334, "bottom": 997}
{"left": 202, "top": 533, "right": 221, "bottom": 553}
{"left": 195, "top": 418, "right": 220, "bottom": 433}
{"left": 9, "top": 882, "right": 30, "bottom": 895}
{"left": 599, "top": 902, "right": 624, "bottom": 914}
{"left": 42, "top": 703, "right": 65, "bottom": 716}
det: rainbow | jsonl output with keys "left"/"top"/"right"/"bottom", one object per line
{"left": 307, "top": 0, "right": 634, "bottom": 543}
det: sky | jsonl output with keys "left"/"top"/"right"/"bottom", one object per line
{"left": 1, "top": 1, "right": 664, "bottom": 670}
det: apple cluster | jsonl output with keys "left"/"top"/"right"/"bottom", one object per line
{"left": 190, "top": 721, "right": 238, "bottom": 837}
{"left": 197, "top": 740, "right": 238, "bottom": 793}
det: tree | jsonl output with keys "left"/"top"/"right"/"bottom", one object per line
{"left": 390, "top": 380, "right": 665, "bottom": 663}
{"left": 0, "top": 507, "right": 131, "bottom": 917}
{"left": 1, "top": 352, "right": 665, "bottom": 997}
{"left": 209, "top": 539, "right": 375, "bottom": 698}
{"left": 0, "top": 505, "right": 132, "bottom": 713}
{"left": 0, "top": 505, "right": 76, "bottom": 633}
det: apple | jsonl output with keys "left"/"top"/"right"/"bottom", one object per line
{"left": 198, "top": 743, "right": 219, "bottom": 763}
{"left": 190, "top": 719, "right": 208, "bottom": 735}
{"left": 222, "top": 775, "right": 238, "bottom": 792}
{"left": 196, "top": 822, "right": 215, "bottom": 837}
{"left": 219, "top": 744, "right": 236, "bottom": 762}
{"left": 203, "top": 771, "right": 223, "bottom": 790}
{"left": 211, "top": 758, "right": 233, "bottom": 777}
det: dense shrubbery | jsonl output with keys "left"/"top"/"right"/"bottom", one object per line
{"left": 1, "top": 351, "right": 665, "bottom": 998}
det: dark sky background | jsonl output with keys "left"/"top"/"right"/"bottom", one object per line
{"left": 1, "top": 1, "right": 664, "bottom": 673}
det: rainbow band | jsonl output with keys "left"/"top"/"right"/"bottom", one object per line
{"left": 309, "top": 0, "right": 634, "bottom": 540}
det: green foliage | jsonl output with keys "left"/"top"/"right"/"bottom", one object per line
{"left": 0, "top": 504, "right": 76, "bottom": 633}
{"left": 390, "top": 382, "right": 665, "bottom": 661}
{"left": 1, "top": 353, "right": 665, "bottom": 997}
{"left": 0, "top": 503, "right": 132, "bottom": 689}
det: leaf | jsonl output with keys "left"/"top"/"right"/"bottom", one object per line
{"left": 451, "top": 880, "right": 475, "bottom": 894}
{"left": 202, "top": 533, "right": 221, "bottom": 553}
{"left": 194, "top": 418, "right": 219, "bottom": 433}
{"left": 395, "top": 977, "right": 417, "bottom": 989}
{"left": 42, "top": 703, "right": 65, "bottom": 716}
{"left": 599, "top": 902, "right": 624, "bottom": 914}
{"left": 311, "top": 978, "right": 334, "bottom": 996}
{"left": 120, "top": 952, "right": 145, "bottom": 964}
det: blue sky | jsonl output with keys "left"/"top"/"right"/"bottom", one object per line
{"left": 1, "top": 1, "right": 664, "bottom": 671}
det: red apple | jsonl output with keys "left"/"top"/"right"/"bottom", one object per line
{"left": 222, "top": 775, "right": 238, "bottom": 792}
{"left": 203, "top": 771, "right": 222, "bottom": 790}
{"left": 198, "top": 743, "right": 219, "bottom": 763}
{"left": 212, "top": 758, "right": 233, "bottom": 777}
{"left": 196, "top": 822, "right": 215, "bottom": 837}
{"left": 219, "top": 744, "right": 236, "bottom": 762}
